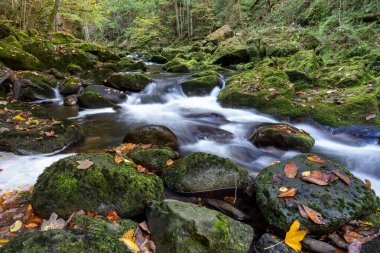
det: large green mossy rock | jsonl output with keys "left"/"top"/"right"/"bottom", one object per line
{"left": 123, "top": 125, "right": 178, "bottom": 150}
{"left": 148, "top": 199, "right": 254, "bottom": 253}
{"left": 59, "top": 76, "right": 82, "bottom": 96}
{"left": 107, "top": 73, "right": 152, "bottom": 92}
{"left": 127, "top": 146, "right": 177, "bottom": 174}
{"left": 84, "top": 85, "right": 127, "bottom": 104}
{"left": 0, "top": 102, "right": 83, "bottom": 154}
{"left": 22, "top": 40, "right": 58, "bottom": 68}
{"left": 0, "top": 229, "right": 131, "bottom": 253}
{"left": 78, "top": 91, "right": 118, "bottom": 109}
{"left": 0, "top": 41, "right": 43, "bottom": 70}
{"left": 162, "top": 58, "right": 190, "bottom": 73}
{"left": 255, "top": 154, "right": 379, "bottom": 234}
{"left": 48, "top": 32, "right": 80, "bottom": 44}
{"left": 17, "top": 71, "right": 56, "bottom": 101}
{"left": 163, "top": 152, "right": 249, "bottom": 193}
{"left": 150, "top": 54, "right": 168, "bottom": 64}
{"left": 249, "top": 123, "right": 315, "bottom": 152}
{"left": 0, "top": 23, "right": 12, "bottom": 39}
{"left": 161, "top": 48, "right": 183, "bottom": 60}
{"left": 181, "top": 74, "right": 222, "bottom": 96}
{"left": 31, "top": 153, "right": 164, "bottom": 219}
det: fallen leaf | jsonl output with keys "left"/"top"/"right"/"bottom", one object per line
{"left": 106, "top": 211, "right": 119, "bottom": 222}
{"left": 119, "top": 229, "right": 139, "bottom": 253}
{"left": 114, "top": 156, "right": 125, "bottom": 164}
{"left": 364, "top": 179, "right": 372, "bottom": 191}
{"left": 44, "top": 131, "right": 56, "bottom": 137}
{"left": 76, "top": 160, "right": 94, "bottom": 170}
{"left": 40, "top": 212, "right": 66, "bottom": 231}
{"left": 278, "top": 188, "right": 298, "bottom": 198}
{"left": 0, "top": 127, "right": 10, "bottom": 133}
{"left": 307, "top": 155, "right": 325, "bottom": 163}
{"left": 136, "top": 165, "right": 153, "bottom": 175}
{"left": 13, "top": 114, "right": 26, "bottom": 121}
{"left": 166, "top": 159, "right": 174, "bottom": 167}
{"left": 141, "top": 144, "right": 152, "bottom": 149}
{"left": 300, "top": 204, "right": 326, "bottom": 225}
{"left": 298, "top": 204, "right": 309, "bottom": 219}
{"left": 284, "top": 163, "right": 298, "bottom": 178}
{"left": 302, "top": 171, "right": 330, "bottom": 186}
{"left": 10, "top": 220, "right": 23, "bottom": 232}
{"left": 365, "top": 114, "right": 376, "bottom": 121}
{"left": 0, "top": 238, "right": 9, "bottom": 246}
{"left": 301, "top": 171, "right": 311, "bottom": 177}
{"left": 284, "top": 220, "right": 308, "bottom": 251}
{"left": 138, "top": 221, "right": 151, "bottom": 234}
{"left": 332, "top": 170, "right": 351, "bottom": 185}
{"left": 284, "top": 198, "right": 299, "bottom": 207}
{"left": 24, "top": 223, "right": 39, "bottom": 229}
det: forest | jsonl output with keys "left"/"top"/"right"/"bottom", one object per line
{"left": 0, "top": 0, "right": 379, "bottom": 252}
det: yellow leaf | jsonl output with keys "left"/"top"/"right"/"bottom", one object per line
{"left": 10, "top": 220, "right": 23, "bottom": 232}
{"left": 13, "top": 115, "right": 26, "bottom": 121}
{"left": 119, "top": 229, "right": 139, "bottom": 252}
{"left": 284, "top": 220, "right": 307, "bottom": 252}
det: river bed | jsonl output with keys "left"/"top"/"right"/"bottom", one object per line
{"left": 1, "top": 63, "right": 380, "bottom": 194}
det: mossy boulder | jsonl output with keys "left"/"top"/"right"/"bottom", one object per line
{"left": 17, "top": 71, "right": 56, "bottom": 101}
{"left": 127, "top": 146, "right": 177, "bottom": 174}
{"left": 123, "top": 125, "right": 178, "bottom": 149}
{"left": 163, "top": 58, "right": 191, "bottom": 73}
{"left": 0, "top": 229, "right": 131, "bottom": 253}
{"left": 59, "top": 76, "right": 82, "bottom": 96}
{"left": 48, "top": 32, "right": 80, "bottom": 44}
{"left": 212, "top": 38, "right": 256, "bottom": 66}
{"left": 208, "top": 25, "right": 234, "bottom": 43}
{"left": 107, "top": 73, "right": 152, "bottom": 92}
{"left": 148, "top": 199, "right": 254, "bottom": 253}
{"left": 0, "top": 41, "right": 43, "bottom": 70}
{"left": 163, "top": 152, "right": 249, "bottom": 193}
{"left": 0, "top": 23, "right": 12, "bottom": 39}
{"left": 0, "top": 102, "right": 83, "bottom": 154}
{"left": 31, "top": 153, "right": 164, "bottom": 219}
{"left": 181, "top": 74, "right": 222, "bottom": 96}
{"left": 161, "top": 48, "right": 183, "bottom": 60}
{"left": 255, "top": 153, "right": 379, "bottom": 234}
{"left": 64, "top": 94, "right": 78, "bottom": 106}
{"left": 150, "top": 55, "right": 168, "bottom": 64}
{"left": 78, "top": 91, "right": 118, "bottom": 109}
{"left": 249, "top": 123, "right": 315, "bottom": 152}
{"left": 67, "top": 63, "right": 83, "bottom": 74}
{"left": 84, "top": 85, "right": 127, "bottom": 104}
{"left": 22, "top": 39, "right": 58, "bottom": 68}
{"left": 126, "top": 61, "right": 147, "bottom": 72}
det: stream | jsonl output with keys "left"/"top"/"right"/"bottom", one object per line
{"left": 1, "top": 62, "right": 380, "bottom": 194}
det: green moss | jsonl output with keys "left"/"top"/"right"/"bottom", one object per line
{"left": 107, "top": 73, "right": 152, "bottom": 92}
{"left": 181, "top": 75, "right": 221, "bottom": 96}
{"left": 78, "top": 91, "right": 117, "bottom": 109}
{"left": 211, "top": 213, "right": 231, "bottom": 250}
{"left": 163, "top": 58, "right": 191, "bottom": 73}
{"left": 49, "top": 32, "right": 80, "bottom": 44}
{"left": 0, "top": 41, "right": 43, "bottom": 70}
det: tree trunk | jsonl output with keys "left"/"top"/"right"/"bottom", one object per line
{"left": 48, "top": 0, "right": 60, "bottom": 31}
{"left": 175, "top": 1, "right": 180, "bottom": 37}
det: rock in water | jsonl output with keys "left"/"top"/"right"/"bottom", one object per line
{"left": 31, "top": 153, "right": 164, "bottom": 219}
{"left": 249, "top": 123, "right": 315, "bottom": 152}
{"left": 181, "top": 74, "right": 222, "bottom": 96}
{"left": 148, "top": 199, "right": 254, "bottom": 253}
{"left": 254, "top": 153, "right": 379, "bottom": 234}
{"left": 84, "top": 85, "right": 127, "bottom": 104}
{"left": 163, "top": 152, "right": 249, "bottom": 193}
{"left": 107, "top": 73, "right": 152, "bottom": 92}
{"left": 123, "top": 124, "right": 178, "bottom": 150}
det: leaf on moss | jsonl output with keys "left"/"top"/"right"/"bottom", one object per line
{"left": 76, "top": 160, "right": 94, "bottom": 170}
{"left": 332, "top": 170, "right": 351, "bottom": 185}
{"left": 301, "top": 171, "right": 330, "bottom": 186}
{"left": 40, "top": 212, "right": 66, "bottom": 231}
{"left": 307, "top": 155, "right": 325, "bottom": 163}
{"left": 284, "top": 220, "right": 308, "bottom": 251}
{"left": 299, "top": 204, "right": 326, "bottom": 225}
{"left": 166, "top": 159, "right": 174, "bottom": 167}
{"left": 9, "top": 220, "right": 23, "bottom": 232}
{"left": 284, "top": 163, "right": 298, "bottom": 178}
{"left": 278, "top": 187, "right": 298, "bottom": 198}
{"left": 119, "top": 229, "right": 139, "bottom": 253}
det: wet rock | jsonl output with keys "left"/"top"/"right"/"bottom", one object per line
{"left": 162, "top": 58, "right": 190, "bottom": 73}
{"left": 150, "top": 54, "right": 168, "bottom": 64}
{"left": 249, "top": 123, "right": 315, "bottom": 152}
{"left": 64, "top": 94, "right": 78, "bottom": 106}
{"left": 67, "top": 63, "right": 83, "bottom": 74}
{"left": 31, "top": 153, "right": 164, "bottom": 219}
{"left": 59, "top": 76, "right": 82, "bottom": 96}
{"left": 127, "top": 146, "right": 177, "bottom": 174}
{"left": 17, "top": 71, "right": 56, "bottom": 101}
{"left": 0, "top": 23, "right": 12, "bottom": 39}
{"left": 362, "top": 236, "right": 380, "bottom": 253}
{"left": 78, "top": 91, "right": 119, "bottom": 109}
{"left": 148, "top": 199, "right": 254, "bottom": 253}
{"left": 127, "top": 61, "right": 147, "bottom": 72}
{"left": 255, "top": 153, "right": 379, "bottom": 234}
{"left": 84, "top": 85, "right": 127, "bottom": 104}
{"left": 181, "top": 74, "right": 222, "bottom": 96}
{"left": 0, "top": 101, "right": 83, "bottom": 154}
{"left": 189, "top": 125, "right": 234, "bottom": 142}
{"left": 123, "top": 124, "right": 178, "bottom": 150}
{"left": 255, "top": 233, "right": 296, "bottom": 253}
{"left": 0, "top": 229, "right": 130, "bottom": 253}
{"left": 0, "top": 41, "right": 43, "bottom": 71}
{"left": 212, "top": 38, "right": 257, "bottom": 67}
{"left": 163, "top": 152, "right": 249, "bottom": 193}
{"left": 107, "top": 73, "right": 152, "bottom": 92}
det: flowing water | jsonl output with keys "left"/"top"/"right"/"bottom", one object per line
{"left": 1, "top": 62, "right": 380, "bottom": 194}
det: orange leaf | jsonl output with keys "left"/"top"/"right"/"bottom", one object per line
{"left": 332, "top": 170, "right": 351, "bottom": 185}
{"left": 284, "top": 220, "right": 308, "bottom": 251}
{"left": 24, "top": 223, "right": 39, "bottom": 229}
{"left": 136, "top": 165, "right": 153, "bottom": 175}
{"left": 166, "top": 159, "right": 174, "bottom": 167}
{"left": 301, "top": 171, "right": 330, "bottom": 186}
{"left": 300, "top": 204, "right": 325, "bottom": 225}
{"left": 106, "top": 211, "right": 119, "bottom": 222}
{"left": 114, "top": 156, "right": 124, "bottom": 164}
{"left": 278, "top": 188, "right": 298, "bottom": 198}
{"left": 365, "top": 179, "right": 372, "bottom": 191}
{"left": 284, "top": 163, "right": 298, "bottom": 178}
{"left": 307, "top": 155, "right": 325, "bottom": 163}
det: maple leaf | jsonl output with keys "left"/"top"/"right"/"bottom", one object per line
{"left": 40, "top": 212, "right": 66, "bottom": 231}
{"left": 166, "top": 159, "right": 174, "bottom": 167}
{"left": 284, "top": 220, "right": 308, "bottom": 251}
{"left": 76, "top": 160, "right": 94, "bottom": 170}
{"left": 284, "top": 163, "right": 298, "bottom": 178}
{"left": 106, "top": 211, "right": 119, "bottom": 222}
{"left": 119, "top": 229, "right": 139, "bottom": 253}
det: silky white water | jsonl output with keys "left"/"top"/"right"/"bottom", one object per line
{"left": 1, "top": 68, "right": 380, "bottom": 195}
